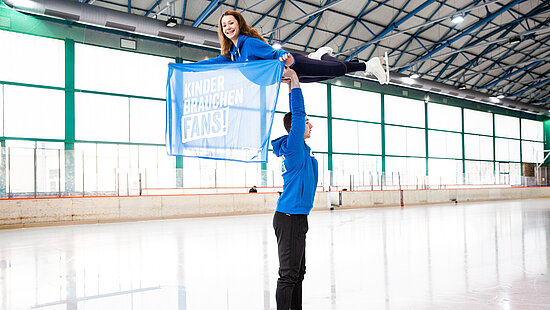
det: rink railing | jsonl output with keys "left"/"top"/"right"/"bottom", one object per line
{"left": 0, "top": 146, "right": 547, "bottom": 198}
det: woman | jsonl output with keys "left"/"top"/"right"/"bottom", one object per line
{"left": 199, "top": 10, "right": 389, "bottom": 84}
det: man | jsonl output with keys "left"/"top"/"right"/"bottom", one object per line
{"left": 271, "top": 68, "right": 318, "bottom": 310}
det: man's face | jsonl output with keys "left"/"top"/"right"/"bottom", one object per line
{"left": 304, "top": 116, "right": 313, "bottom": 139}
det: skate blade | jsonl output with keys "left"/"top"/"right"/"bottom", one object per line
{"left": 384, "top": 52, "right": 390, "bottom": 84}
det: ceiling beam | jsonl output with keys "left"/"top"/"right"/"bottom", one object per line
{"left": 145, "top": 0, "right": 163, "bottom": 17}
{"left": 193, "top": 0, "right": 226, "bottom": 27}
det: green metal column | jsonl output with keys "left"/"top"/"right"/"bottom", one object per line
{"left": 175, "top": 57, "right": 184, "bottom": 187}
{"left": 0, "top": 138, "right": 5, "bottom": 196}
{"left": 381, "top": 93, "right": 385, "bottom": 174}
{"left": 260, "top": 85, "right": 267, "bottom": 187}
{"left": 65, "top": 39, "right": 75, "bottom": 193}
{"left": 424, "top": 100, "right": 429, "bottom": 177}
{"left": 327, "top": 84, "right": 333, "bottom": 186}
{"left": 492, "top": 113, "right": 497, "bottom": 181}
{"left": 461, "top": 108, "right": 466, "bottom": 183}
{"left": 544, "top": 120, "right": 550, "bottom": 165}
{"left": 519, "top": 118, "right": 523, "bottom": 179}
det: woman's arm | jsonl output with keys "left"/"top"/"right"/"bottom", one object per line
{"left": 196, "top": 55, "right": 233, "bottom": 64}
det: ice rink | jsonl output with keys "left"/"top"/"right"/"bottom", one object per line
{"left": 1, "top": 198, "right": 549, "bottom": 310}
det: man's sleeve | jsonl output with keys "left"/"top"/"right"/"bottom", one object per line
{"left": 286, "top": 88, "right": 305, "bottom": 152}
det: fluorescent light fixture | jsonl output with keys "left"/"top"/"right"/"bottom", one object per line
{"left": 410, "top": 73, "right": 420, "bottom": 79}
{"left": 272, "top": 42, "right": 282, "bottom": 49}
{"left": 166, "top": 17, "right": 177, "bottom": 27}
{"left": 402, "top": 77, "right": 415, "bottom": 85}
{"left": 497, "top": 94, "right": 505, "bottom": 99}
{"left": 508, "top": 36, "right": 521, "bottom": 45}
{"left": 451, "top": 14, "right": 464, "bottom": 24}
{"left": 490, "top": 96, "right": 500, "bottom": 103}
{"left": 458, "top": 84, "right": 467, "bottom": 90}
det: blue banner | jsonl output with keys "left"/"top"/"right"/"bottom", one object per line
{"left": 166, "top": 59, "right": 284, "bottom": 162}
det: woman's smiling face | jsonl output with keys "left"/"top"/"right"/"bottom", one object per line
{"left": 221, "top": 15, "right": 240, "bottom": 42}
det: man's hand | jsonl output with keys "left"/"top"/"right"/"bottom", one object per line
{"left": 282, "top": 68, "right": 300, "bottom": 91}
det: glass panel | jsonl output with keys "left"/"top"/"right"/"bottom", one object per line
{"left": 494, "top": 115, "right": 519, "bottom": 139}
{"left": 307, "top": 116, "right": 327, "bottom": 152}
{"left": 7, "top": 147, "right": 34, "bottom": 194}
{"left": 428, "top": 159, "right": 463, "bottom": 186}
{"left": 75, "top": 93, "right": 129, "bottom": 142}
{"left": 385, "top": 125, "right": 425, "bottom": 156}
{"left": 276, "top": 83, "right": 327, "bottom": 116}
{"left": 428, "top": 102, "right": 461, "bottom": 131}
{"left": 129, "top": 98, "right": 165, "bottom": 144}
{"left": 0, "top": 84, "right": 3, "bottom": 137}
{"left": 464, "top": 109, "right": 492, "bottom": 135}
{"left": 464, "top": 134, "right": 493, "bottom": 160}
{"left": 332, "top": 86, "right": 381, "bottom": 122}
{"left": 465, "top": 160, "right": 495, "bottom": 184}
{"left": 332, "top": 154, "right": 381, "bottom": 189}
{"left": 521, "top": 119, "right": 543, "bottom": 141}
{"left": 4, "top": 85, "right": 64, "bottom": 139}
{"left": 496, "top": 162, "right": 521, "bottom": 185}
{"left": 522, "top": 141, "right": 544, "bottom": 164}
{"left": 75, "top": 43, "right": 172, "bottom": 98}
{"left": 384, "top": 95, "right": 424, "bottom": 127}
{"left": 333, "top": 120, "right": 381, "bottom": 154}
{"left": 0, "top": 30, "right": 64, "bottom": 87}
{"left": 495, "top": 138, "right": 520, "bottom": 162}
{"left": 302, "top": 83, "right": 327, "bottom": 116}
{"left": 385, "top": 157, "right": 426, "bottom": 186}
{"left": 428, "top": 130, "right": 462, "bottom": 159}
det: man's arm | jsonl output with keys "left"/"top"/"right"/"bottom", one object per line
{"left": 282, "top": 69, "right": 305, "bottom": 152}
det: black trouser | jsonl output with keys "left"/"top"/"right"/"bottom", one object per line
{"left": 291, "top": 53, "right": 366, "bottom": 83}
{"left": 273, "top": 211, "right": 309, "bottom": 310}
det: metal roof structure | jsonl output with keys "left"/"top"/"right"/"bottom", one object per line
{"left": 68, "top": 0, "right": 550, "bottom": 110}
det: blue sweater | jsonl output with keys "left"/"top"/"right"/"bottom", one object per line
{"left": 271, "top": 89, "right": 319, "bottom": 215}
{"left": 199, "top": 35, "right": 292, "bottom": 64}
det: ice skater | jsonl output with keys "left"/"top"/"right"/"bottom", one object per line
{"left": 199, "top": 10, "right": 389, "bottom": 84}
{"left": 270, "top": 67, "right": 318, "bottom": 309}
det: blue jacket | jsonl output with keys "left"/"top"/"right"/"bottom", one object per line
{"left": 199, "top": 35, "right": 291, "bottom": 64}
{"left": 271, "top": 89, "right": 318, "bottom": 215}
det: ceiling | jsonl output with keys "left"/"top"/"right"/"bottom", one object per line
{"left": 79, "top": 0, "right": 549, "bottom": 109}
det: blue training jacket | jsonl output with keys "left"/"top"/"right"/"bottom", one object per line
{"left": 271, "top": 89, "right": 318, "bottom": 215}
{"left": 199, "top": 34, "right": 291, "bottom": 64}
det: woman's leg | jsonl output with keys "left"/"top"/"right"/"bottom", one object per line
{"left": 291, "top": 53, "right": 347, "bottom": 83}
{"left": 320, "top": 54, "right": 366, "bottom": 74}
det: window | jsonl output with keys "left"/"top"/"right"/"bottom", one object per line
{"left": 4, "top": 85, "right": 64, "bottom": 139}
{"left": 307, "top": 116, "right": 328, "bottom": 153}
{"left": 464, "top": 134, "right": 493, "bottom": 160}
{"left": 75, "top": 43, "right": 172, "bottom": 98}
{"left": 494, "top": 115, "right": 519, "bottom": 139}
{"left": 332, "top": 86, "right": 381, "bottom": 122}
{"left": 332, "top": 154, "right": 382, "bottom": 187}
{"left": 495, "top": 138, "right": 520, "bottom": 162}
{"left": 428, "top": 159, "right": 462, "bottom": 185}
{"left": 521, "top": 119, "right": 543, "bottom": 141}
{"left": 465, "top": 161, "right": 494, "bottom": 184}
{"left": 75, "top": 93, "right": 129, "bottom": 142}
{"left": 428, "top": 103, "right": 461, "bottom": 131}
{"left": 129, "top": 98, "right": 165, "bottom": 144}
{"left": 0, "top": 30, "right": 64, "bottom": 87}
{"left": 522, "top": 141, "right": 544, "bottom": 164}
{"left": 333, "top": 120, "right": 381, "bottom": 154}
{"left": 384, "top": 95, "right": 424, "bottom": 127}
{"left": 276, "top": 83, "right": 327, "bottom": 116}
{"left": 464, "top": 109, "right": 492, "bottom": 135}
{"left": 428, "top": 130, "right": 462, "bottom": 159}
{"left": 385, "top": 126, "right": 425, "bottom": 157}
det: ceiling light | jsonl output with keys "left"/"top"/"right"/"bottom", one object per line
{"left": 508, "top": 36, "right": 521, "bottom": 45}
{"left": 166, "top": 17, "right": 177, "bottom": 28}
{"left": 451, "top": 14, "right": 464, "bottom": 24}
{"left": 490, "top": 96, "right": 500, "bottom": 103}
{"left": 272, "top": 42, "right": 282, "bottom": 49}
{"left": 402, "top": 77, "right": 415, "bottom": 85}
{"left": 458, "top": 84, "right": 467, "bottom": 90}
{"left": 497, "top": 94, "right": 505, "bottom": 99}
{"left": 410, "top": 73, "right": 419, "bottom": 79}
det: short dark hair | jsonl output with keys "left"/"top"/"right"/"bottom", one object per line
{"left": 283, "top": 112, "right": 292, "bottom": 133}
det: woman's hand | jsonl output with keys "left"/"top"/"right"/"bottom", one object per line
{"left": 279, "top": 53, "right": 294, "bottom": 67}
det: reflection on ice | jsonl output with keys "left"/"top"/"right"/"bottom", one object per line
{"left": 0, "top": 199, "right": 549, "bottom": 309}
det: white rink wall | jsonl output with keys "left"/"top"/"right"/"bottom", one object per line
{"left": 1, "top": 187, "right": 549, "bottom": 228}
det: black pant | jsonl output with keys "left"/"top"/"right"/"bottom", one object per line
{"left": 273, "top": 211, "right": 309, "bottom": 310}
{"left": 291, "top": 53, "right": 366, "bottom": 83}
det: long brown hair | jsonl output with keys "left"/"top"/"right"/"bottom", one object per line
{"left": 218, "top": 10, "right": 266, "bottom": 55}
